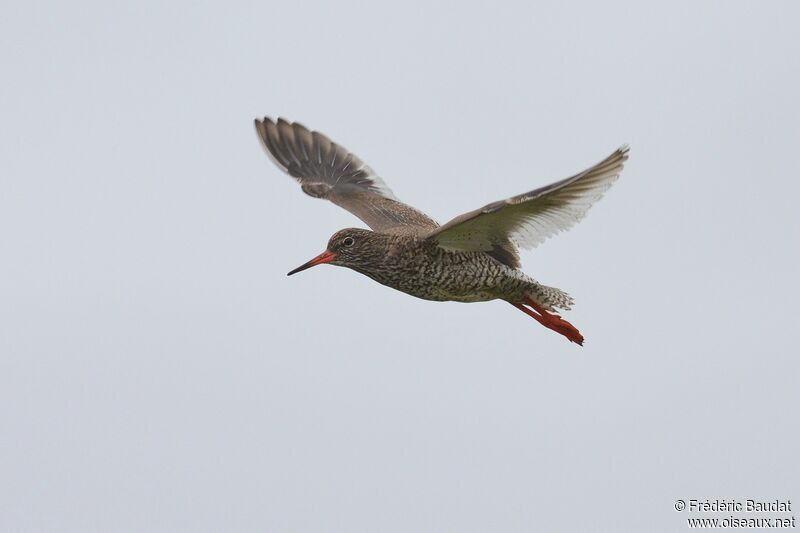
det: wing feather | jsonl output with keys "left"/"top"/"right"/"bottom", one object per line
{"left": 427, "top": 146, "right": 629, "bottom": 251}
{"left": 255, "top": 117, "right": 437, "bottom": 234}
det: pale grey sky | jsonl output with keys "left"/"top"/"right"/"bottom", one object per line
{"left": 1, "top": 1, "right": 798, "bottom": 532}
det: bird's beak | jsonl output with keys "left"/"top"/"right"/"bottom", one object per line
{"left": 287, "top": 250, "right": 337, "bottom": 276}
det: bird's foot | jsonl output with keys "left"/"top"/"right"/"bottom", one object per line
{"left": 510, "top": 298, "right": 585, "bottom": 346}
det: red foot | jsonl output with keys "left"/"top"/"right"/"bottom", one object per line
{"left": 510, "top": 297, "right": 584, "bottom": 346}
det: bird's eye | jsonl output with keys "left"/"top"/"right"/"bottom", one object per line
{"left": 342, "top": 236, "right": 355, "bottom": 247}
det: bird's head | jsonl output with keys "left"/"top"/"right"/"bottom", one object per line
{"left": 287, "top": 228, "right": 378, "bottom": 276}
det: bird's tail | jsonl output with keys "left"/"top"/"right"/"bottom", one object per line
{"left": 526, "top": 283, "right": 574, "bottom": 312}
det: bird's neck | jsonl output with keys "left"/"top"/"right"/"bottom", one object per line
{"left": 348, "top": 234, "right": 418, "bottom": 282}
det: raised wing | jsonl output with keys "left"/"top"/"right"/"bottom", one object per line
{"left": 254, "top": 117, "right": 437, "bottom": 235}
{"left": 427, "top": 146, "right": 629, "bottom": 252}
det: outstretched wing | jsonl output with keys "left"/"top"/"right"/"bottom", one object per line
{"left": 426, "top": 146, "right": 629, "bottom": 252}
{"left": 254, "top": 117, "right": 437, "bottom": 235}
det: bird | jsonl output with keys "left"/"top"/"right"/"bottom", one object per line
{"left": 254, "top": 117, "right": 629, "bottom": 345}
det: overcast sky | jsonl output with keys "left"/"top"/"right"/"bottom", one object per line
{"left": 2, "top": 1, "right": 798, "bottom": 532}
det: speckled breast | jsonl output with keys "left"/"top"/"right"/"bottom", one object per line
{"left": 353, "top": 241, "right": 534, "bottom": 303}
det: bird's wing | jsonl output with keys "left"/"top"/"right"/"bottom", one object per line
{"left": 426, "top": 146, "right": 629, "bottom": 252}
{"left": 255, "top": 117, "right": 438, "bottom": 235}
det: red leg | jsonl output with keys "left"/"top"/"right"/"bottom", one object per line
{"left": 510, "top": 298, "right": 585, "bottom": 346}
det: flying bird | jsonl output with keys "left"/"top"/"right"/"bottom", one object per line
{"left": 255, "top": 117, "right": 628, "bottom": 345}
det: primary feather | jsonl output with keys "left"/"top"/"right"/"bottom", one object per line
{"left": 254, "top": 117, "right": 437, "bottom": 236}
{"left": 427, "top": 146, "right": 629, "bottom": 252}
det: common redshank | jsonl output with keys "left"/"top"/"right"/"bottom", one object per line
{"left": 255, "top": 117, "right": 629, "bottom": 345}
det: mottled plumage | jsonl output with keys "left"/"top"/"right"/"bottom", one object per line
{"left": 321, "top": 229, "right": 571, "bottom": 308}
{"left": 255, "top": 117, "right": 629, "bottom": 345}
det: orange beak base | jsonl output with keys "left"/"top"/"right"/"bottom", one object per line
{"left": 287, "top": 250, "right": 337, "bottom": 276}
